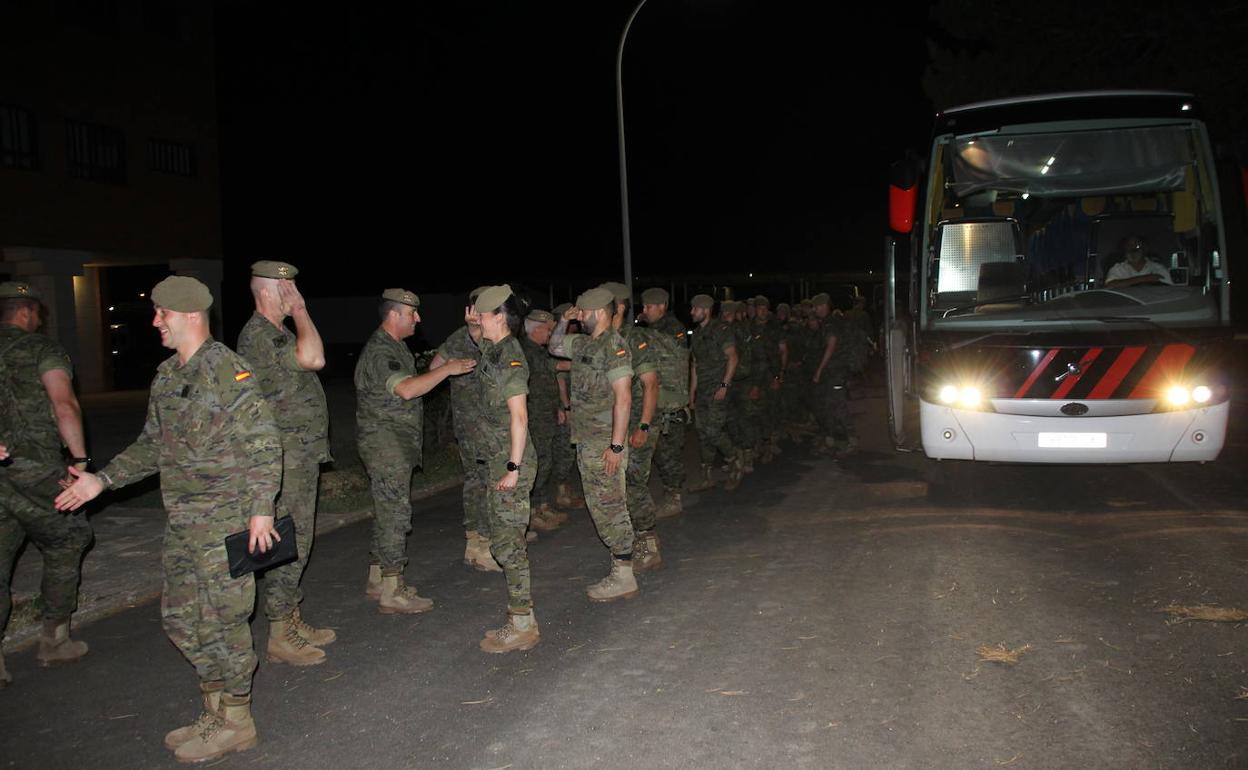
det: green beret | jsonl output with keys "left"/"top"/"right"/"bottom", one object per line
{"left": 599, "top": 281, "right": 630, "bottom": 303}
{"left": 469, "top": 285, "right": 490, "bottom": 301}
{"left": 776, "top": 302, "right": 791, "bottom": 312}
{"left": 575, "top": 287, "right": 615, "bottom": 312}
{"left": 552, "top": 302, "right": 573, "bottom": 316}
{"left": 251, "top": 260, "right": 298, "bottom": 279}
{"left": 724, "top": 300, "right": 743, "bottom": 313}
{"left": 799, "top": 298, "right": 813, "bottom": 306}
{"left": 474, "top": 284, "right": 514, "bottom": 314}
{"left": 810, "top": 292, "right": 831, "bottom": 306}
{"left": 744, "top": 297, "right": 757, "bottom": 306}
{"left": 0, "top": 281, "right": 39, "bottom": 301}
{"left": 526, "top": 309, "right": 554, "bottom": 324}
{"left": 690, "top": 294, "right": 715, "bottom": 309}
{"left": 754, "top": 295, "right": 770, "bottom": 307}
{"left": 382, "top": 288, "right": 420, "bottom": 307}
{"left": 640, "top": 287, "right": 669, "bottom": 305}
{"left": 152, "top": 276, "right": 213, "bottom": 312}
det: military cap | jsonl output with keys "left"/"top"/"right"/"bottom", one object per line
{"left": 690, "top": 294, "right": 715, "bottom": 309}
{"left": 575, "top": 286, "right": 615, "bottom": 312}
{"left": 776, "top": 302, "right": 791, "bottom": 312}
{"left": 251, "top": 260, "right": 298, "bottom": 279}
{"left": 599, "top": 281, "right": 630, "bottom": 303}
{"left": 799, "top": 298, "right": 813, "bottom": 306}
{"left": 0, "top": 281, "right": 39, "bottom": 300}
{"left": 474, "top": 284, "right": 514, "bottom": 313}
{"left": 382, "top": 288, "right": 420, "bottom": 307}
{"left": 152, "top": 275, "right": 213, "bottom": 312}
{"left": 726, "top": 300, "right": 745, "bottom": 313}
{"left": 754, "top": 295, "right": 771, "bottom": 308}
{"left": 469, "top": 285, "right": 490, "bottom": 301}
{"left": 810, "top": 292, "right": 831, "bottom": 306}
{"left": 640, "top": 287, "right": 669, "bottom": 305}
{"left": 553, "top": 302, "right": 573, "bottom": 316}
{"left": 744, "top": 297, "right": 757, "bottom": 307}
{"left": 526, "top": 308, "right": 554, "bottom": 324}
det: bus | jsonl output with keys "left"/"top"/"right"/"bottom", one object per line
{"left": 884, "top": 91, "right": 1234, "bottom": 463}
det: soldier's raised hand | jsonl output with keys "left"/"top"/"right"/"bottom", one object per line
{"left": 0, "top": 443, "right": 8, "bottom": 461}
{"left": 277, "top": 280, "right": 306, "bottom": 314}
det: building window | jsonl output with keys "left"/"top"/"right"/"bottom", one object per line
{"left": 148, "top": 138, "right": 196, "bottom": 177}
{"left": 0, "top": 105, "right": 39, "bottom": 170}
{"left": 66, "top": 119, "right": 126, "bottom": 183}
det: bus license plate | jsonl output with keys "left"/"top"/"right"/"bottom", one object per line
{"left": 1038, "top": 432, "right": 1107, "bottom": 449}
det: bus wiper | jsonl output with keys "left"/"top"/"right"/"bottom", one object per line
{"left": 1043, "top": 315, "right": 1195, "bottom": 343}
{"left": 940, "top": 295, "right": 1031, "bottom": 318}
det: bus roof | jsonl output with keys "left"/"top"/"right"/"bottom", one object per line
{"left": 936, "top": 91, "right": 1200, "bottom": 135}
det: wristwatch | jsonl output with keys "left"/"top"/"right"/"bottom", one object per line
{"left": 506, "top": 461, "right": 522, "bottom": 472}
{"left": 638, "top": 423, "right": 650, "bottom": 432}
{"left": 609, "top": 444, "right": 625, "bottom": 454}
{"left": 70, "top": 456, "right": 92, "bottom": 466}
{"left": 718, "top": 382, "right": 730, "bottom": 389}
{"left": 561, "top": 405, "right": 572, "bottom": 412}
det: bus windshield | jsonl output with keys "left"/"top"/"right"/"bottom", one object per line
{"left": 924, "top": 121, "right": 1226, "bottom": 331}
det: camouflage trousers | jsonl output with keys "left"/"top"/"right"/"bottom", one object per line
{"left": 761, "top": 382, "right": 783, "bottom": 437}
{"left": 485, "top": 458, "right": 536, "bottom": 611}
{"left": 652, "top": 409, "right": 688, "bottom": 492}
{"left": 455, "top": 432, "right": 490, "bottom": 537}
{"left": 529, "top": 422, "right": 558, "bottom": 509}
{"left": 625, "top": 431, "right": 658, "bottom": 533}
{"left": 359, "top": 435, "right": 418, "bottom": 573}
{"left": 0, "top": 459, "right": 93, "bottom": 636}
{"left": 162, "top": 510, "right": 257, "bottom": 695}
{"left": 552, "top": 419, "right": 576, "bottom": 483}
{"left": 693, "top": 393, "right": 736, "bottom": 466}
{"left": 575, "top": 443, "right": 634, "bottom": 556}
{"left": 738, "top": 385, "right": 764, "bottom": 449}
{"left": 781, "top": 367, "right": 807, "bottom": 424}
{"left": 814, "top": 376, "right": 856, "bottom": 443}
{"left": 259, "top": 451, "right": 320, "bottom": 621}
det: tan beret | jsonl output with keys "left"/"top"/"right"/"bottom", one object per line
{"left": 251, "top": 260, "right": 298, "bottom": 279}
{"left": 469, "top": 285, "right": 490, "bottom": 301}
{"left": 640, "top": 287, "right": 669, "bottom": 305}
{"left": 776, "top": 302, "right": 791, "bottom": 312}
{"left": 474, "top": 284, "right": 514, "bottom": 314}
{"left": 553, "top": 302, "right": 573, "bottom": 316}
{"left": 690, "top": 294, "right": 715, "bottom": 309}
{"left": 810, "top": 292, "right": 831, "bottom": 306}
{"left": 598, "top": 281, "right": 630, "bottom": 303}
{"left": 754, "top": 295, "right": 770, "bottom": 307}
{"left": 152, "top": 276, "right": 213, "bottom": 312}
{"left": 575, "top": 287, "right": 615, "bottom": 312}
{"left": 526, "top": 309, "right": 554, "bottom": 324}
{"left": 382, "top": 288, "right": 420, "bottom": 307}
{"left": 0, "top": 281, "right": 39, "bottom": 301}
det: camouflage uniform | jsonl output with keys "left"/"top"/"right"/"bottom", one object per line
{"left": 739, "top": 320, "right": 770, "bottom": 451}
{"left": 477, "top": 335, "right": 537, "bottom": 610}
{"left": 354, "top": 328, "right": 424, "bottom": 574}
{"left": 236, "top": 313, "right": 331, "bottom": 621}
{"left": 622, "top": 326, "right": 660, "bottom": 532}
{"left": 552, "top": 369, "right": 576, "bottom": 485}
{"left": 437, "top": 327, "right": 488, "bottom": 537}
{"left": 520, "top": 335, "right": 559, "bottom": 510}
{"left": 690, "top": 319, "right": 738, "bottom": 465}
{"left": 0, "top": 325, "right": 93, "bottom": 641}
{"left": 813, "top": 316, "right": 858, "bottom": 448}
{"left": 97, "top": 340, "right": 282, "bottom": 696}
{"left": 565, "top": 330, "right": 634, "bottom": 556}
{"left": 647, "top": 313, "right": 690, "bottom": 495}
{"left": 757, "top": 316, "right": 786, "bottom": 438}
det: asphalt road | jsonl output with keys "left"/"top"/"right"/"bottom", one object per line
{"left": 3, "top": 398, "right": 1247, "bottom": 769}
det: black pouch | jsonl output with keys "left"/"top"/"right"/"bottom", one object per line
{"left": 224, "top": 515, "right": 297, "bottom": 578}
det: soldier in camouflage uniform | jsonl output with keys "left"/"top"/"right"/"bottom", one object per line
{"left": 548, "top": 287, "right": 639, "bottom": 602}
{"left": 719, "top": 300, "right": 755, "bottom": 470}
{"left": 354, "top": 289, "right": 475, "bottom": 613}
{"left": 810, "top": 292, "right": 859, "bottom": 457}
{"left": 752, "top": 296, "right": 788, "bottom": 463}
{"left": 430, "top": 287, "right": 496, "bottom": 572}
{"left": 519, "top": 309, "right": 567, "bottom": 533}
{"left": 550, "top": 304, "right": 583, "bottom": 510}
{"left": 639, "top": 287, "right": 690, "bottom": 518}
{"left": 473, "top": 286, "right": 540, "bottom": 652}
{"left": 0, "top": 281, "right": 93, "bottom": 687}
{"left": 56, "top": 276, "right": 282, "bottom": 763}
{"left": 687, "top": 294, "right": 743, "bottom": 492}
{"left": 236, "top": 261, "right": 334, "bottom": 667}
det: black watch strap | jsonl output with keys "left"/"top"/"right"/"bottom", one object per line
{"left": 609, "top": 444, "right": 625, "bottom": 454}
{"left": 506, "top": 461, "right": 521, "bottom": 472}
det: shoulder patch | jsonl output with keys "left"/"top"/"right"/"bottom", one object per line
{"left": 235, "top": 370, "right": 252, "bottom": 382}
{"left": 388, "top": 360, "right": 401, "bottom": 371}
{"left": 509, "top": 360, "right": 523, "bottom": 367}
{"left": 615, "top": 348, "right": 627, "bottom": 357}
{"left": 637, "top": 341, "right": 648, "bottom": 350}
{"left": 272, "top": 336, "right": 288, "bottom": 347}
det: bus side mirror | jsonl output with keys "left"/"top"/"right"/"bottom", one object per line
{"left": 889, "top": 157, "right": 920, "bottom": 234}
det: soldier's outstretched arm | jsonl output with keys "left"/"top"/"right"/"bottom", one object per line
{"left": 393, "top": 358, "right": 475, "bottom": 400}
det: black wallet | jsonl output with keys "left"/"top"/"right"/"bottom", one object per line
{"left": 224, "top": 515, "right": 297, "bottom": 578}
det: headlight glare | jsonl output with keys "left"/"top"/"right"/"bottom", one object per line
{"left": 958, "top": 386, "right": 982, "bottom": 409}
{"left": 939, "top": 385, "right": 959, "bottom": 404}
{"left": 1165, "top": 385, "right": 1190, "bottom": 406}
{"left": 1192, "top": 385, "right": 1212, "bottom": 404}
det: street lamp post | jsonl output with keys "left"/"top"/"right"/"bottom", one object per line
{"left": 616, "top": 0, "right": 649, "bottom": 322}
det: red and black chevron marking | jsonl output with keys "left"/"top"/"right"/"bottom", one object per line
{"left": 1011, "top": 344, "right": 1195, "bottom": 400}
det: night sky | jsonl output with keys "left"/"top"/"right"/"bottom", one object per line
{"left": 212, "top": 1, "right": 933, "bottom": 303}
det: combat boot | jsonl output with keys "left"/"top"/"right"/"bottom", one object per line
{"left": 586, "top": 558, "right": 640, "bottom": 602}
{"left": 686, "top": 464, "right": 715, "bottom": 492}
{"left": 0, "top": 652, "right": 11, "bottom": 688}
{"left": 365, "top": 564, "right": 382, "bottom": 600}
{"left": 742, "top": 448, "right": 756, "bottom": 474}
{"left": 465, "top": 531, "right": 503, "bottom": 572}
{"left": 835, "top": 435, "right": 860, "bottom": 459}
{"left": 542, "top": 503, "right": 569, "bottom": 525}
{"left": 266, "top": 616, "right": 327, "bottom": 666}
{"left": 556, "top": 482, "right": 585, "bottom": 509}
{"left": 164, "top": 681, "right": 224, "bottom": 750}
{"left": 528, "top": 505, "right": 561, "bottom": 532}
{"left": 655, "top": 489, "right": 683, "bottom": 519}
{"left": 526, "top": 528, "right": 539, "bottom": 544}
{"left": 723, "top": 453, "right": 745, "bottom": 491}
{"left": 289, "top": 606, "right": 336, "bottom": 646}
{"left": 174, "top": 692, "right": 257, "bottom": 763}
{"left": 769, "top": 436, "right": 783, "bottom": 456}
{"left": 633, "top": 531, "right": 663, "bottom": 572}
{"left": 35, "top": 619, "right": 88, "bottom": 667}
{"left": 378, "top": 574, "right": 434, "bottom": 615}
{"left": 479, "top": 609, "right": 540, "bottom": 653}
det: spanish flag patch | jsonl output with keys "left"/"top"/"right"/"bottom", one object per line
{"left": 637, "top": 341, "right": 648, "bottom": 350}
{"left": 235, "top": 371, "right": 252, "bottom": 381}
{"left": 615, "top": 348, "right": 627, "bottom": 357}
{"left": 509, "top": 360, "right": 523, "bottom": 367}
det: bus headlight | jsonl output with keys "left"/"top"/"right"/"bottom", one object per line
{"left": 939, "top": 385, "right": 959, "bottom": 404}
{"left": 958, "top": 387, "right": 982, "bottom": 409}
{"left": 938, "top": 384, "right": 983, "bottom": 409}
{"left": 1192, "top": 385, "right": 1212, "bottom": 404}
{"left": 1165, "top": 386, "right": 1190, "bottom": 406}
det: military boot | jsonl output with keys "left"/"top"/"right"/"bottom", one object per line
{"left": 289, "top": 606, "right": 336, "bottom": 646}
{"left": 686, "top": 464, "right": 715, "bottom": 492}
{"left": 378, "top": 574, "right": 434, "bottom": 615}
{"left": 633, "top": 531, "right": 663, "bottom": 572}
{"left": 164, "top": 681, "right": 224, "bottom": 750}
{"left": 769, "top": 436, "right": 783, "bottom": 456}
{"left": 541, "top": 503, "right": 569, "bottom": 525}
{"left": 528, "top": 506, "right": 561, "bottom": 532}
{"left": 835, "top": 435, "right": 860, "bottom": 459}
{"left": 556, "top": 482, "right": 585, "bottom": 509}
{"left": 266, "top": 616, "right": 327, "bottom": 666}
{"left": 742, "top": 448, "right": 756, "bottom": 474}
{"left": 723, "top": 453, "right": 745, "bottom": 491}
{"left": 465, "top": 531, "right": 503, "bottom": 572}
{"left": 174, "top": 692, "right": 257, "bottom": 763}
{"left": 35, "top": 619, "right": 88, "bottom": 667}
{"left": 655, "top": 489, "right": 683, "bottom": 519}
{"left": 365, "top": 564, "right": 382, "bottom": 600}
{"left": 586, "top": 558, "right": 640, "bottom": 602}
{"left": 479, "top": 609, "right": 540, "bottom": 653}
{"left": 0, "top": 652, "right": 11, "bottom": 688}
{"left": 525, "top": 529, "right": 539, "bottom": 544}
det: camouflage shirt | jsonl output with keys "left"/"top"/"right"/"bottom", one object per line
{"left": 690, "top": 319, "right": 736, "bottom": 398}
{"left": 436, "top": 325, "right": 483, "bottom": 440}
{"left": 477, "top": 334, "right": 536, "bottom": 475}
{"left": 520, "top": 335, "right": 559, "bottom": 428}
{"left": 0, "top": 324, "right": 73, "bottom": 464}
{"left": 622, "top": 325, "right": 659, "bottom": 424}
{"left": 646, "top": 313, "right": 690, "bottom": 410}
{"left": 757, "top": 318, "right": 785, "bottom": 380}
{"left": 99, "top": 339, "right": 282, "bottom": 521}
{"left": 564, "top": 330, "right": 632, "bottom": 445}
{"left": 354, "top": 327, "right": 423, "bottom": 463}
{"left": 236, "top": 312, "right": 331, "bottom": 462}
